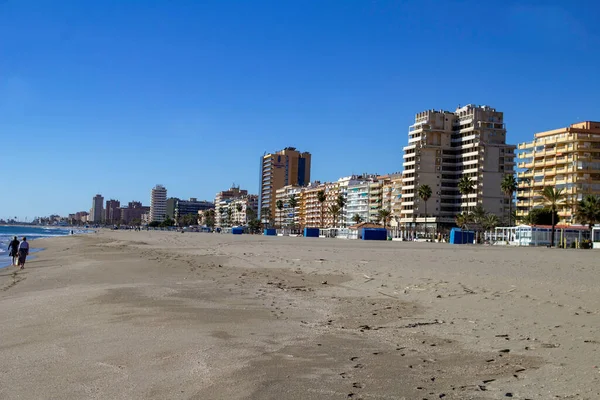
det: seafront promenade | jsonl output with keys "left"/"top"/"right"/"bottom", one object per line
{"left": 0, "top": 231, "right": 598, "bottom": 399}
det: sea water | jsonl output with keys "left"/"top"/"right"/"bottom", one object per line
{"left": 0, "top": 226, "right": 82, "bottom": 268}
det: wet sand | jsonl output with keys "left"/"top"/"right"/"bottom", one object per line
{"left": 0, "top": 230, "right": 598, "bottom": 399}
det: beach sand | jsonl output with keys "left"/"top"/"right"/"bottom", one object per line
{"left": 0, "top": 230, "right": 598, "bottom": 399}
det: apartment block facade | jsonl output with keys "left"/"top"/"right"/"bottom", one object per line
{"left": 120, "top": 201, "right": 150, "bottom": 224}
{"left": 150, "top": 185, "right": 167, "bottom": 222}
{"left": 214, "top": 186, "right": 248, "bottom": 227}
{"left": 91, "top": 194, "right": 104, "bottom": 223}
{"left": 400, "top": 105, "right": 515, "bottom": 230}
{"left": 259, "top": 147, "right": 311, "bottom": 222}
{"left": 275, "top": 185, "right": 303, "bottom": 228}
{"left": 516, "top": 121, "right": 600, "bottom": 224}
{"left": 104, "top": 199, "right": 121, "bottom": 224}
{"left": 228, "top": 195, "right": 259, "bottom": 226}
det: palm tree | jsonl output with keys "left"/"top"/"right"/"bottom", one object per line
{"left": 226, "top": 207, "right": 233, "bottom": 227}
{"left": 352, "top": 214, "right": 363, "bottom": 225}
{"left": 317, "top": 190, "right": 327, "bottom": 228}
{"left": 236, "top": 203, "right": 243, "bottom": 225}
{"left": 455, "top": 212, "right": 473, "bottom": 229}
{"left": 378, "top": 209, "right": 391, "bottom": 229}
{"left": 328, "top": 204, "right": 341, "bottom": 228}
{"left": 482, "top": 213, "right": 500, "bottom": 232}
{"left": 540, "top": 187, "right": 565, "bottom": 247}
{"left": 261, "top": 207, "right": 272, "bottom": 228}
{"left": 501, "top": 174, "right": 517, "bottom": 226}
{"left": 417, "top": 184, "right": 432, "bottom": 236}
{"left": 288, "top": 194, "right": 298, "bottom": 231}
{"left": 336, "top": 194, "right": 346, "bottom": 227}
{"left": 276, "top": 199, "right": 284, "bottom": 228}
{"left": 575, "top": 195, "right": 600, "bottom": 234}
{"left": 458, "top": 176, "right": 475, "bottom": 214}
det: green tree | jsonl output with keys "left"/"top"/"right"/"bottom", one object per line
{"left": 540, "top": 187, "right": 565, "bottom": 247}
{"left": 276, "top": 199, "right": 284, "bottom": 228}
{"left": 455, "top": 212, "right": 473, "bottom": 229}
{"left": 160, "top": 217, "right": 175, "bottom": 228}
{"left": 575, "top": 195, "right": 600, "bottom": 233}
{"left": 148, "top": 221, "right": 160, "bottom": 228}
{"left": 288, "top": 195, "right": 298, "bottom": 230}
{"left": 352, "top": 213, "right": 363, "bottom": 225}
{"left": 236, "top": 203, "right": 243, "bottom": 225}
{"left": 458, "top": 176, "right": 475, "bottom": 213}
{"left": 261, "top": 207, "right": 272, "bottom": 228}
{"left": 417, "top": 184, "right": 432, "bottom": 236}
{"left": 378, "top": 209, "right": 391, "bottom": 229}
{"left": 328, "top": 204, "right": 341, "bottom": 228}
{"left": 501, "top": 174, "right": 517, "bottom": 226}
{"left": 246, "top": 207, "right": 257, "bottom": 225}
{"left": 317, "top": 190, "right": 327, "bottom": 228}
{"left": 482, "top": 213, "right": 500, "bottom": 232}
{"left": 524, "top": 208, "right": 559, "bottom": 226}
{"left": 336, "top": 194, "right": 346, "bottom": 227}
{"left": 226, "top": 207, "right": 233, "bottom": 227}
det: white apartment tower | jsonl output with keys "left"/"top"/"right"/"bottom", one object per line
{"left": 91, "top": 194, "right": 104, "bottom": 223}
{"left": 150, "top": 184, "right": 168, "bottom": 222}
{"left": 400, "top": 105, "right": 515, "bottom": 231}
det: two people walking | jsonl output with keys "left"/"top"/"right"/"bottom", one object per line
{"left": 7, "top": 236, "right": 29, "bottom": 269}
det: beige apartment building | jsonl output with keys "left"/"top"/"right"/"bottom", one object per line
{"left": 298, "top": 181, "right": 340, "bottom": 228}
{"left": 401, "top": 105, "right": 515, "bottom": 232}
{"left": 516, "top": 121, "right": 600, "bottom": 224}
{"left": 274, "top": 185, "right": 303, "bottom": 228}
{"left": 259, "top": 147, "right": 311, "bottom": 223}
{"left": 214, "top": 186, "right": 248, "bottom": 227}
{"left": 228, "top": 195, "right": 258, "bottom": 226}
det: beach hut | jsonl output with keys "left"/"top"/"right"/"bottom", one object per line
{"left": 303, "top": 227, "right": 320, "bottom": 238}
{"left": 449, "top": 228, "right": 474, "bottom": 244}
{"left": 361, "top": 228, "right": 387, "bottom": 241}
{"left": 263, "top": 228, "right": 277, "bottom": 236}
{"left": 231, "top": 227, "right": 243, "bottom": 235}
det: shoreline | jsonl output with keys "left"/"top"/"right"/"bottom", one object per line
{"left": 1, "top": 231, "right": 598, "bottom": 399}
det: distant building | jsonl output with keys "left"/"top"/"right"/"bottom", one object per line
{"left": 120, "top": 201, "right": 150, "bottom": 224}
{"left": 228, "top": 195, "right": 259, "bottom": 226}
{"left": 91, "top": 194, "right": 104, "bottom": 223}
{"left": 173, "top": 198, "right": 214, "bottom": 220}
{"left": 259, "top": 147, "right": 311, "bottom": 222}
{"left": 214, "top": 186, "right": 248, "bottom": 227}
{"left": 275, "top": 185, "right": 303, "bottom": 228}
{"left": 150, "top": 185, "right": 167, "bottom": 222}
{"left": 105, "top": 199, "right": 121, "bottom": 224}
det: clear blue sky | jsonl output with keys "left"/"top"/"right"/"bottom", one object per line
{"left": 1, "top": 0, "right": 599, "bottom": 220}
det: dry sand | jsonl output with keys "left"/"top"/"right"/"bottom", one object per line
{"left": 0, "top": 230, "right": 598, "bottom": 400}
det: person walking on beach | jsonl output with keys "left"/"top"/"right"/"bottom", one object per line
{"left": 8, "top": 236, "right": 20, "bottom": 266}
{"left": 17, "top": 237, "right": 29, "bottom": 269}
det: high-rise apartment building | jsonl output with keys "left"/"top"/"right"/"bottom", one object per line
{"left": 516, "top": 121, "right": 600, "bottom": 224}
{"left": 150, "top": 185, "right": 167, "bottom": 222}
{"left": 259, "top": 147, "right": 311, "bottom": 222}
{"left": 91, "top": 194, "right": 104, "bottom": 223}
{"left": 400, "top": 105, "right": 515, "bottom": 231}
{"left": 104, "top": 199, "right": 121, "bottom": 224}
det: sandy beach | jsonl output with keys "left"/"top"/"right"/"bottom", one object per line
{"left": 0, "top": 231, "right": 598, "bottom": 400}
